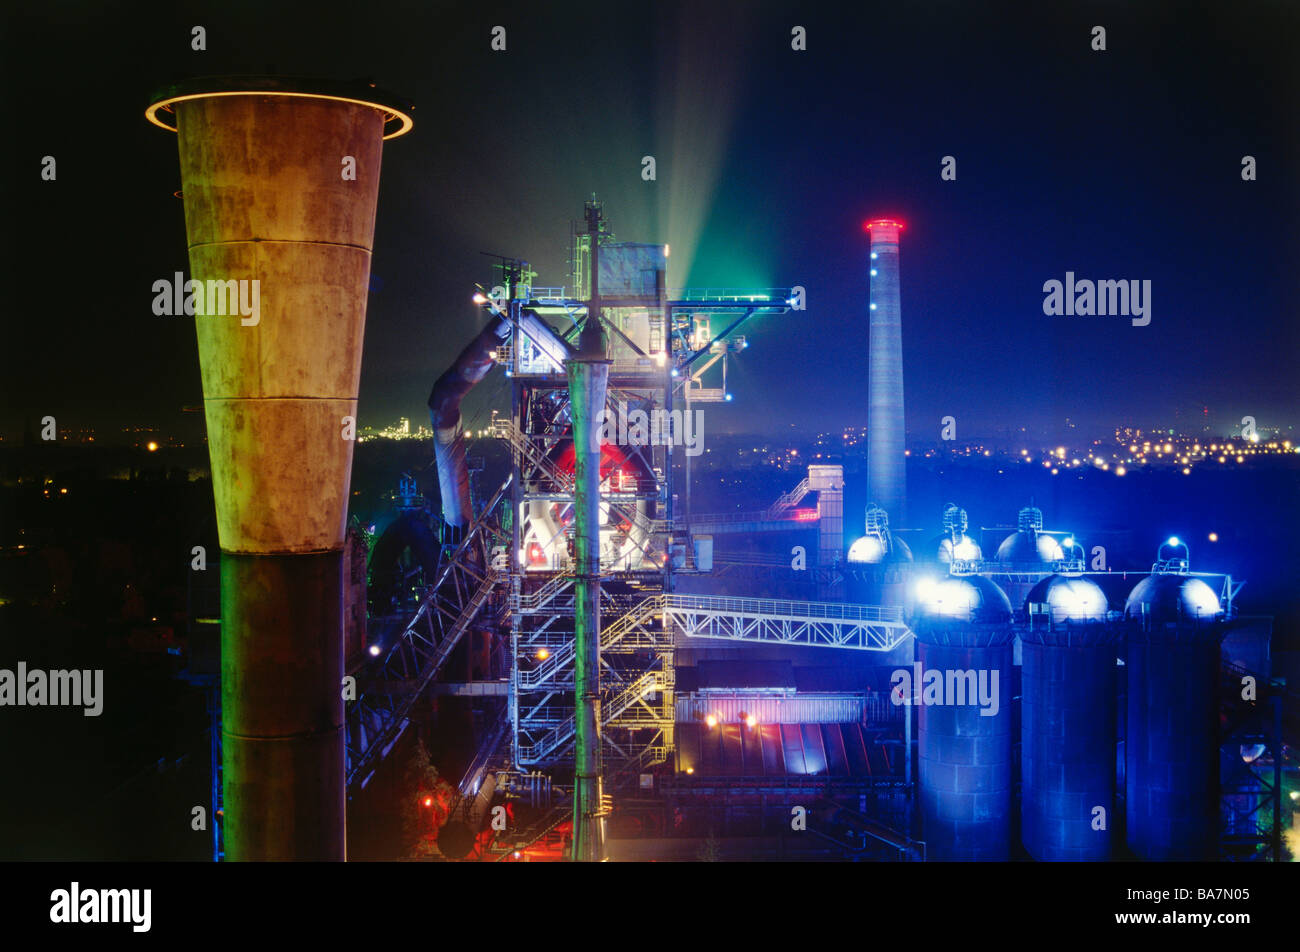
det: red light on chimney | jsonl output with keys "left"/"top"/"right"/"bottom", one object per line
{"left": 864, "top": 218, "right": 905, "bottom": 232}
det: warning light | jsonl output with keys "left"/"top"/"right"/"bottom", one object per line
{"left": 423, "top": 796, "right": 433, "bottom": 808}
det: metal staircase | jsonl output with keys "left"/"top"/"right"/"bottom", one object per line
{"left": 519, "top": 667, "right": 669, "bottom": 763}
{"left": 345, "top": 476, "right": 512, "bottom": 790}
{"left": 766, "top": 476, "right": 811, "bottom": 518}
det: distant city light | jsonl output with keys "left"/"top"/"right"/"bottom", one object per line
{"left": 146, "top": 441, "right": 159, "bottom": 452}
{"left": 1208, "top": 532, "right": 1219, "bottom": 542}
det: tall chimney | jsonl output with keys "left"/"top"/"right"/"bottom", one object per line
{"left": 147, "top": 77, "right": 412, "bottom": 860}
{"left": 865, "top": 219, "right": 906, "bottom": 524}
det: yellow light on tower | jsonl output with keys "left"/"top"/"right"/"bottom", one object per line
{"left": 536, "top": 647, "right": 550, "bottom": 661}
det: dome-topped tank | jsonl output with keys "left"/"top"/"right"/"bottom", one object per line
{"left": 1124, "top": 574, "right": 1221, "bottom": 623}
{"left": 913, "top": 571, "right": 1015, "bottom": 860}
{"left": 848, "top": 533, "right": 913, "bottom": 564}
{"left": 1021, "top": 574, "right": 1119, "bottom": 861}
{"left": 994, "top": 506, "right": 1062, "bottom": 564}
{"left": 916, "top": 574, "right": 1012, "bottom": 625}
{"left": 847, "top": 504, "right": 912, "bottom": 564}
{"left": 935, "top": 534, "right": 982, "bottom": 563}
{"left": 1025, "top": 575, "right": 1108, "bottom": 624}
{"left": 932, "top": 503, "right": 982, "bottom": 563}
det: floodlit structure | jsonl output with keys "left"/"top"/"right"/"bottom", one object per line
{"left": 1124, "top": 544, "right": 1225, "bottom": 860}
{"left": 173, "top": 181, "right": 1273, "bottom": 863}
{"left": 912, "top": 574, "right": 1015, "bottom": 861}
{"left": 1021, "top": 575, "right": 1119, "bottom": 861}
{"left": 865, "top": 219, "right": 907, "bottom": 524}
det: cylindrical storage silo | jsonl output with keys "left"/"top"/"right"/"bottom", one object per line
{"left": 1021, "top": 575, "right": 1119, "bottom": 861}
{"left": 912, "top": 575, "right": 1015, "bottom": 861}
{"left": 147, "top": 77, "right": 412, "bottom": 861}
{"left": 1123, "top": 573, "right": 1223, "bottom": 860}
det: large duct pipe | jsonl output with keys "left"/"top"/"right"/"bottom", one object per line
{"left": 430, "top": 319, "right": 511, "bottom": 530}
{"left": 865, "top": 219, "right": 906, "bottom": 524}
{"left": 429, "top": 311, "right": 570, "bottom": 530}
{"left": 147, "top": 76, "right": 412, "bottom": 860}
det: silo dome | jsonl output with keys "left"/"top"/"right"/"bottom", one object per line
{"left": 995, "top": 531, "right": 1062, "bottom": 564}
{"left": 1025, "top": 575, "right": 1108, "bottom": 624}
{"left": 848, "top": 533, "right": 913, "bottom": 565}
{"left": 935, "top": 534, "right": 982, "bottom": 563}
{"left": 1124, "top": 574, "right": 1221, "bottom": 623}
{"left": 916, "top": 575, "right": 1012, "bottom": 625}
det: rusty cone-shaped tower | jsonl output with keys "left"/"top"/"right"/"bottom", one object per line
{"left": 147, "top": 77, "right": 412, "bottom": 860}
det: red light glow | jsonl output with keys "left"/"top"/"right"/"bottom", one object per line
{"left": 863, "top": 218, "right": 905, "bottom": 233}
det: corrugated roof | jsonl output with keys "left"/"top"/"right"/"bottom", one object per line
{"left": 675, "top": 722, "right": 903, "bottom": 780}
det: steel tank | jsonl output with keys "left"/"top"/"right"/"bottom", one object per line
{"left": 1020, "top": 575, "right": 1119, "bottom": 861}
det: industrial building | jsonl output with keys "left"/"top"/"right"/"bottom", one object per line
{"left": 146, "top": 84, "right": 1286, "bottom": 861}
{"left": 348, "top": 203, "right": 1285, "bottom": 863}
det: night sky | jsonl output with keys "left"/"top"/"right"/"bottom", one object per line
{"left": 3, "top": 0, "right": 1297, "bottom": 442}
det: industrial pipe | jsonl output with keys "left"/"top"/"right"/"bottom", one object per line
{"left": 429, "top": 311, "right": 570, "bottom": 532}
